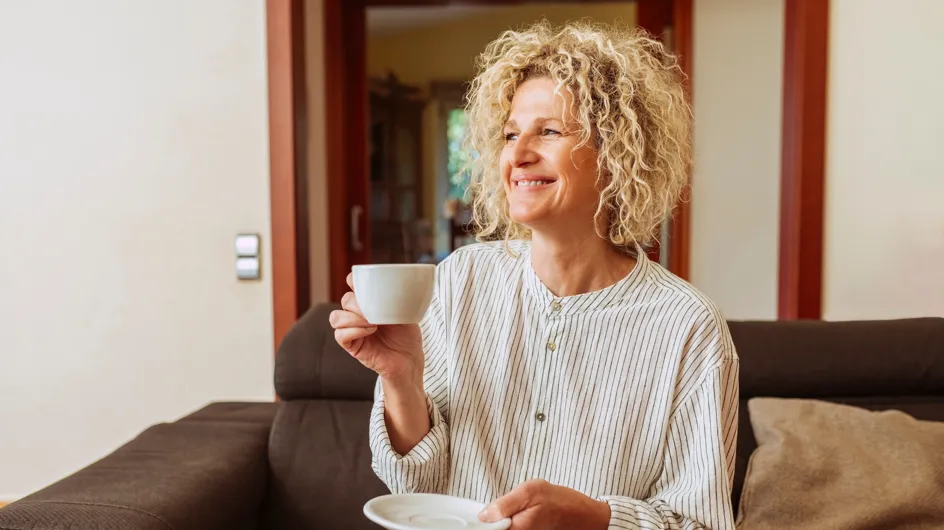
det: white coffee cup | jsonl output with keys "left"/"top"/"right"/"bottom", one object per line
{"left": 352, "top": 264, "right": 436, "bottom": 325}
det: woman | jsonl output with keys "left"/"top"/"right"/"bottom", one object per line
{"left": 330, "top": 21, "right": 738, "bottom": 530}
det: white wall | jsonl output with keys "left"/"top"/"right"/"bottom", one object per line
{"left": 689, "top": 0, "right": 785, "bottom": 319}
{"left": 823, "top": 0, "right": 944, "bottom": 319}
{"left": 0, "top": 1, "right": 275, "bottom": 501}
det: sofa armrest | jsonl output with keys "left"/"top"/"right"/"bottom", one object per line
{"left": 0, "top": 402, "right": 277, "bottom": 530}
{"left": 177, "top": 401, "right": 279, "bottom": 425}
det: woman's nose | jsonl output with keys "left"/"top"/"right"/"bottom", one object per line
{"left": 511, "top": 136, "right": 539, "bottom": 167}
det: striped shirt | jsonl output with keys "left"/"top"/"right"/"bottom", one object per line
{"left": 369, "top": 241, "right": 739, "bottom": 529}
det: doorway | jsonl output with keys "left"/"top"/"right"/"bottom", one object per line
{"left": 323, "top": 0, "right": 692, "bottom": 303}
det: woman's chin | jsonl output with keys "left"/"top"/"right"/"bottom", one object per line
{"left": 509, "top": 209, "right": 549, "bottom": 229}
{"left": 509, "top": 207, "right": 532, "bottom": 222}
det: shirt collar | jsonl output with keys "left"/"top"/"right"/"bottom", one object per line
{"left": 522, "top": 242, "right": 651, "bottom": 316}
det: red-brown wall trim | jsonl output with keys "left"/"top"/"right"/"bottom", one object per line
{"left": 323, "top": 0, "right": 346, "bottom": 303}
{"left": 637, "top": 0, "right": 693, "bottom": 280}
{"left": 292, "top": 0, "right": 312, "bottom": 318}
{"left": 637, "top": 0, "right": 673, "bottom": 36}
{"left": 778, "top": 0, "right": 829, "bottom": 319}
{"left": 266, "top": 0, "right": 309, "bottom": 349}
{"left": 670, "top": 0, "right": 693, "bottom": 280}
{"left": 324, "top": 0, "right": 370, "bottom": 303}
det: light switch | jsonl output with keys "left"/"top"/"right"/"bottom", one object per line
{"left": 235, "top": 233, "right": 261, "bottom": 280}
{"left": 236, "top": 257, "right": 260, "bottom": 280}
{"left": 235, "top": 234, "right": 260, "bottom": 257}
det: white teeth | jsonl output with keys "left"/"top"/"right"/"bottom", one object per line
{"left": 517, "top": 180, "right": 548, "bottom": 187}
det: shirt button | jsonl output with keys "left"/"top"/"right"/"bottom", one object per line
{"left": 546, "top": 341, "right": 557, "bottom": 352}
{"left": 535, "top": 412, "right": 546, "bottom": 422}
{"left": 551, "top": 301, "right": 562, "bottom": 312}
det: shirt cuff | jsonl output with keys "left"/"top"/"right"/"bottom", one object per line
{"left": 370, "top": 395, "right": 449, "bottom": 467}
{"left": 600, "top": 495, "right": 666, "bottom": 530}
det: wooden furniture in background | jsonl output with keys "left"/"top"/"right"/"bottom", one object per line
{"left": 368, "top": 73, "right": 427, "bottom": 263}
{"left": 446, "top": 204, "right": 475, "bottom": 252}
{"left": 430, "top": 81, "right": 476, "bottom": 253}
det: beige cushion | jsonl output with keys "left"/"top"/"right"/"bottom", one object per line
{"left": 736, "top": 398, "right": 944, "bottom": 530}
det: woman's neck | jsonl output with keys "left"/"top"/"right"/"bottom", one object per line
{"left": 529, "top": 232, "right": 637, "bottom": 297}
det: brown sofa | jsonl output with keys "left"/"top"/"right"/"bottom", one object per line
{"left": 1, "top": 304, "right": 942, "bottom": 529}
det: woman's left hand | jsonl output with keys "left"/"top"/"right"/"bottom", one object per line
{"left": 478, "top": 479, "right": 611, "bottom": 530}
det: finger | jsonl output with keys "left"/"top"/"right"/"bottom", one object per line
{"left": 334, "top": 327, "right": 377, "bottom": 352}
{"left": 479, "top": 480, "right": 547, "bottom": 523}
{"left": 328, "top": 309, "right": 371, "bottom": 329}
{"left": 346, "top": 272, "right": 354, "bottom": 290}
{"left": 340, "top": 291, "right": 365, "bottom": 318}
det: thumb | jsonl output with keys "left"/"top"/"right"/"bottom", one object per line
{"left": 478, "top": 485, "right": 531, "bottom": 523}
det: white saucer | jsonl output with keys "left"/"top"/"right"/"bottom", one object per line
{"left": 364, "top": 493, "right": 512, "bottom": 530}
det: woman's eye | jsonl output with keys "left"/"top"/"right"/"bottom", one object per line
{"left": 504, "top": 132, "right": 518, "bottom": 141}
{"left": 542, "top": 128, "right": 561, "bottom": 136}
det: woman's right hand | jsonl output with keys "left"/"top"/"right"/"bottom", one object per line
{"left": 329, "top": 273, "right": 424, "bottom": 386}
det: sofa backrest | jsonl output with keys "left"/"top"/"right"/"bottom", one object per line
{"left": 267, "top": 303, "right": 944, "bottom": 525}
{"left": 727, "top": 317, "right": 944, "bottom": 509}
{"left": 729, "top": 318, "right": 944, "bottom": 399}
{"left": 276, "top": 306, "right": 944, "bottom": 403}
{"left": 273, "top": 304, "right": 377, "bottom": 401}
{"left": 264, "top": 304, "right": 386, "bottom": 530}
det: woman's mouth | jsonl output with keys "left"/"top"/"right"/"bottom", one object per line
{"left": 514, "top": 179, "right": 555, "bottom": 190}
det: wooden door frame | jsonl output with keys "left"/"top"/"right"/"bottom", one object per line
{"left": 669, "top": 0, "right": 692, "bottom": 279}
{"left": 637, "top": 0, "right": 693, "bottom": 279}
{"left": 266, "top": 0, "right": 310, "bottom": 350}
{"left": 269, "top": 0, "right": 832, "bottom": 341}
{"left": 325, "top": 0, "right": 369, "bottom": 303}
{"left": 778, "top": 0, "right": 828, "bottom": 319}
{"left": 322, "top": 0, "right": 694, "bottom": 303}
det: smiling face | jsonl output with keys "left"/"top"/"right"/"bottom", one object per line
{"left": 500, "top": 77, "right": 601, "bottom": 238}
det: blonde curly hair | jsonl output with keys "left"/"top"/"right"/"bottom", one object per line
{"left": 464, "top": 20, "right": 692, "bottom": 250}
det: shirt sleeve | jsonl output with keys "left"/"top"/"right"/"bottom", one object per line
{"left": 369, "top": 261, "right": 452, "bottom": 494}
{"left": 600, "top": 357, "right": 739, "bottom": 530}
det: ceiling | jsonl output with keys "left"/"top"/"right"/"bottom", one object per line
{"left": 367, "top": 6, "right": 514, "bottom": 37}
